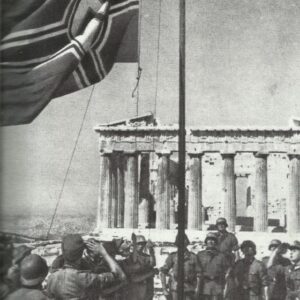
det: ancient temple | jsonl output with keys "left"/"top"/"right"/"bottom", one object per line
{"left": 94, "top": 115, "right": 300, "bottom": 233}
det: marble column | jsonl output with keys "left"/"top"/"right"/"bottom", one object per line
{"left": 288, "top": 154, "right": 300, "bottom": 233}
{"left": 124, "top": 151, "right": 139, "bottom": 228}
{"left": 156, "top": 151, "right": 171, "bottom": 229}
{"left": 110, "top": 153, "right": 118, "bottom": 228}
{"left": 221, "top": 153, "right": 236, "bottom": 231}
{"left": 187, "top": 153, "right": 203, "bottom": 230}
{"left": 254, "top": 152, "right": 268, "bottom": 232}
{"left": 117, "top": 153, "right": 125, "bottom": 228}
{"left": 97, "top": 152, "right": 112, "bottom": 229}
{"left": 138, "top": 198, "right": 149, "bottom": 228}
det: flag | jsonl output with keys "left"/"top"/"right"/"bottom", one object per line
{"left": 0, "top": 0, "right": 139, "bottom": 126}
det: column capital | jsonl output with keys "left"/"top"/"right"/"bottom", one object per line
{"left": 123, "top": 150, "right": 139, "bottom": 156}
{"left": 288, "top": 153, "right": 300, "bottom": 159}
{"left": 220, "top": 151, "right": 236, "bottom": 158}
{"left": 254, "top": 151, "right": 269, "bottom": 158}
{"left": 187, "top": 151, "right": 204, "bottom": 157}
{"left": 156, "top": 149, "right": 172, "bottom": 156}
{"left": 100, "top": 149, "right": 113, "bottom": 156}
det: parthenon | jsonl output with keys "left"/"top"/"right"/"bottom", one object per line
{"left": 94, "top": 116, "right": 300, "bottom": 233}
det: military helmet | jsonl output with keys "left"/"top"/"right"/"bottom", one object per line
{"left": 20, "top": 254, "right": 48, "bottom": 287}
{"left": 216, "top": 217, "right": 228, "bottom": 227}
{"left": 62, "top": 234, "right": 85, "bottom": 262}
{"left": 268, "top": 239, "right": 281, "bottom": 250}
{"left": 289, "top": 240, "right": 300, "bottom": 251}
{"left": 240, "top": 240, "right": 256, "bottom": 251}
{"left": 204, "top": 232, "right": 218, "bottom": 244}
{"left": 135, "top": 235, "right": 147, "bottom": 244}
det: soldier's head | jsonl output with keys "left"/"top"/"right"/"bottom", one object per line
{"left": 289, "top": 241, "right": 300, "bottom": 263}
{"left": 62, "top": 234, "right": 85, "bottom": 265}
{"left": 216, "top": 217, "right": 228, "bottom": 232}
{"left": 268, "top": 239, "right": 281, "bottom": 252}
{"left": 204, "top": 232, "right": 218, "bottom": 250}
{"left": 241, "top": 240, "right": 256, "bottom": 257}
{"left": 174, "top": 233, "right": 190, "bottom": 248}
{"left": 118, "top": 239, "right": 131, "bottom": 257}
{"left": 20, "top": 254, "right": 48, "bottom": 287}
{"left": 135, "top": 235, "right": 147, "bottom": 252}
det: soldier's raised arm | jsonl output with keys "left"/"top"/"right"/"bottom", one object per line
{"left": 85, "top": 240, "right": 126, "bottom": 281}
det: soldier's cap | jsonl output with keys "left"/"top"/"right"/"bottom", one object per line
{"left": 240, "top": 240, "right": 256, "bottom": 250}
{"left": 204, "top": 232, "right": 218, "bottom": 244}
{"left": 20, "top": 254, "right": 48, "bottom": 287}
{"left": 268, "top": 239, "right": 281, "bottom": 250}
{"left": 62, "top": 234, "right": 85, "bottom": 262}
{"left": 174, "top": 233, "right": 190, "bottom": 246}
{"left": 289, "top": 240, "right": 300, "bottom": 251}
{"left": 13, "top": 245, "right": 33, "bottom": 265}
{"left": 216, "top": 217, "right": 228, "bottom": 227}
{"left": 136, "top": 235, "right": 147, "bottom": 244}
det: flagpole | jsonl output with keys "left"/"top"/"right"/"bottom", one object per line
{"left": 177, "top": 0, "right": 186, "bottom": 299}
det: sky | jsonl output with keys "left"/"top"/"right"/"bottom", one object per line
{"left": 1, "top": 0, "right": 300, "bottom": 231}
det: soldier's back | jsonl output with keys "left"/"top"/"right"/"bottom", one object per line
{"left": 6, "top": 287, "right": 49, "bottom": 300}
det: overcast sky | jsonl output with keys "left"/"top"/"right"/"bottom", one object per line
{"left": 1, "top": 0, "right": 300, "bottom": 225}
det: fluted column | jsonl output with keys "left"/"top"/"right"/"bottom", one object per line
{"left": 288, "top": 154, "right": 300, "bottom": 233}
{"left": 110, "top": 152, "right": 118, "bottom": 228}
{"left": 124, "top": 151, "right": 139, "bottom": 228}
{"left": 117, "top": 153, "right": 125, "bottom": 228}
{"left": 156, "top": 151, "right": 171, "bottom": 229}
{"left": 139, "top": 198, "right": 149, "bottom": 228}
{"left": 221, "top": 153, "right": 236, "bottom": 231}
{"left": 187, "top": 153, "right": 203, "bottom": 230}
{"left": 254, "top": 152, "right": 268, "bottom": 232}
{"left": 97, "top": 152, "right": 112, "bottom": 229}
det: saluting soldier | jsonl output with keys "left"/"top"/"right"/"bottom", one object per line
{"left": 122, "top": 234, "right": 156, "bottom": 300}
{"left": 160, "top": 233, "right": 202, "bottom": 300}
{"left": 6, "top": 254, "right": 49, "bottom": 300}
{"left": 233, "top": 240, "right": 269, "bottom": 300}
{"left": 262, "top": 239, "right": 290, "bottom": 300}
{"left": 47, "top": 234, "right": 126, "bottom": 300}
{"left": 197, "top": 232, "right": 230, "bottom": 300}
{"left": 215, "top": 218, "right": 239, "bottom": 265}
{"left": 285, "top": 241, "right": 300, "bottom": 300}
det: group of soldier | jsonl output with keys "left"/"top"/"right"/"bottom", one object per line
{"left": 1, "top": 217, "right": 300, "bottom": 300}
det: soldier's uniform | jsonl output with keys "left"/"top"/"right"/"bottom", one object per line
{"left": 262, "top": 239, "right": 291, "bottom": 300}
{"left": 121, "top": 252, "right": 156, "bottom": 300}
{"left": 6, "top": 287, "right": 49, "bottom": 300}
{"left": 160, "top": 250, "right": 202, "bottom": 300}
{"left": 197, "top": 232, "right": 229, "bottom": 300}
{"left": 47, "top": 264, "right": 116, "bottom": 300}
{"left": 233, "top": 258, "right": 269, "bottom": 300}
{"left": 285, "top": 263, "right": 300, "bottom": 300}
{"left": 215, "top": 218, "right": 239, "bottom": 266}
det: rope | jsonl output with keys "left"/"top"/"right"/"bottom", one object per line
{"left": 46, "top": 85, "right": 95, "bottom": 239}
{"left": 153, "top": 0, "right": 162, "bottom": 117}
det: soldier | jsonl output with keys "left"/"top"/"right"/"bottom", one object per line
{"left": 0, "top": 234, "right": 13, "bottom": 299}
{"left": 285, "top": 241, "right": 300, "bottom": 300}
{"left": 215, "top": 218, "right": 239, "bottom": 265}
{"left": 121, "top": 234, "right": 156, "bottom": 300}
{"left": 6, "top": 245, "right": 33, "bottom": 292}
{"left": 47, "top": 234, "right": 126, "bottom": 300}
{"left": 160, "top": 233, "right": 202, "bottom": 300}
{"left": 6, "top": 254, "right": 49, "bottom": 300}
{"left": 262, "top": 240, "right": 290, "bottom": 300}
{"left": 197, "top": 232, "right": 230, "bottom": 300}
{"left": 233, "top": 240, "right": 269, "bottom": 300}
